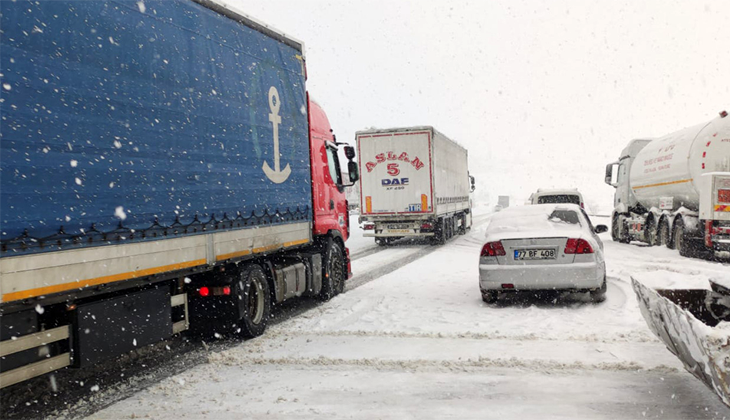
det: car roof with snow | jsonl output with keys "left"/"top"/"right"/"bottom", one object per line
{"left": 486, "top": 204, "right": 588, "bottom": 241}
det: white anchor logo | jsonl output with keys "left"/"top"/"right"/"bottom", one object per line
{"left": 262, "top": 86, "right": 291, "bottom": 184}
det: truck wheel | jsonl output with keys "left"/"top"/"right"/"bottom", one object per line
{"left": 674, "top": 220, "right": 689, "bottom": 257}
{"left": 481, "top": 291, "right": 498, "bottom": 304}
{"left": 320, "top": 240, "right": 345, "bottom": 301}
{"left": 432, "top": 219, "right": 446, "bottom": 245}
{"left": 646, "top": 218, "right": 658, "bottom": 246}
{"left": 237, "top": 265, "right": 271, "bottom": 338}
{"left": 657, "top": 220, "right": 670, "bottom": 247}
{"left": 612, "top": 215, "right": 629, "bottom": 244}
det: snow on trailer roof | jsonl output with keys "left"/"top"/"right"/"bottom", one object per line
{"left": 355, "top": 126, "right": 467, "bottom": 151}
{"left": 485, "top": 204, "right": 585, "bottom": 241}
{"left": 194, "top": 0, "right": 305, "bottom": 54}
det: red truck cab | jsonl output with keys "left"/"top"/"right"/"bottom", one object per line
{"left": 308, "top": 98, "right": 357, "bottom": 278}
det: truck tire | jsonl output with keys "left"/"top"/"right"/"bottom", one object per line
{"left": 658, "top": 219, "right": 671, "bottom": 248}
{"left": 237, "top": 265, "right": 271, "bottom": 338}
{"left": 646, "top": 218, "right": 658, "bottom": 246}
{"left": 320, "top": 239, "right": 345, "bottom": 301}
{"left": 481, "top": 291, "right": 498, "bottom": 304}
{"left": 432, "top": 219, "right": 446, "bottom": 245}
{"left": 612, "top": 215, "right": 628, "bottom": 243}
{"left": 674, "top": 219, "right": 690, "bottom": 257}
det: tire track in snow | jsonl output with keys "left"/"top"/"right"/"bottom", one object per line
{"left": 264, "top": 328, "right": 656, "bottom": 344}
{"left": 209, "top": 353, "right": 678, "bottom": 374}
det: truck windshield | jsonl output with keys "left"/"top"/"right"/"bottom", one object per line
{"left": 537, "top": 195, "right": 580, "bottom": 205}
{"left": 326, "top": 146, "right": 343, "bottom": 185}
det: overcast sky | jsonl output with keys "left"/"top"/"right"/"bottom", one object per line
{"left": 233, "top": 0, "right": 730, "bottom": 212}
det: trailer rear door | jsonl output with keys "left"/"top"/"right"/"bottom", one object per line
{"left": 358, "top": 131, "right": 433, "bottom": 215}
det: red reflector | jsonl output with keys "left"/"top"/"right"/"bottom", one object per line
{"left": 421, "top": 222, "right": 433, "bottom": 229}
{"left": 199, "top": 286, "right": 210, "bottom": 297}
{"left": 719, "top": 189, "right": 730, "bottom": 204}
{"left": 363, "top": 224, "right": 375, "bottom": 230}
{"left": 501, "top": 284, "right": 514, "bottom": 289}
{"left": 222, "top": 286, "right": 231, "bottom": 296}
{"left": 481, "top": 241, "right": 506, "bottom": 257}
{"left": 564, "top": 238, "right": 593, "bottom": 254}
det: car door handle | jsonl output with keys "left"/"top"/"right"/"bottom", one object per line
{"left": 330, "top": 199, "right": 335, "bottom": 210}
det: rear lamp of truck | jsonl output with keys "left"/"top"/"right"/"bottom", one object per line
{"left": 363, "top": 224, "right": 375, "bottom": 230}
{"left": 564, "top": 238, "right": 594, "bottom": 254}
{"left": 421, "top": 222, "right": 434, "bottom": 230}
{"left": 199, "top": 286, "right": 210, "bottom": 297}
{"left": 481, "top": 241, "right": 506, "bottom": 257}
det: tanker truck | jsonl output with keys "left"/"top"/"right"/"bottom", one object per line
{"left": 604, "top": 111, "right": 730, "bottom": 258}
{"left": 0, "top": 0, "right": 358, "bottom": 389}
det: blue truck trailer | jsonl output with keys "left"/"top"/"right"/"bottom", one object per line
{"left": 0, "top": 0, "right": 357, "bottom": 389}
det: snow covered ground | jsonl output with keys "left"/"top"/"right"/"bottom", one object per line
{"left": 87, "top": 211, "right": 730, "bottom": 419}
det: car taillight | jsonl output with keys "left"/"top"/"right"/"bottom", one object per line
{"left": 564, "top": 238, "right": 593, "bottom": 254}
{"left": 481, "top": 241, "right": 506, "bottom": 257}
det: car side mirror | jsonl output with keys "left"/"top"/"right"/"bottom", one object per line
{"left": 595, "top": 225, "right": 608, "bottom": 234}
{"left": 348, "top": 161, "right": 359, "bottom": 183}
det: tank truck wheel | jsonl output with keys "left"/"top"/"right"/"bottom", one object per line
{"left": 674, "top": 219, "right": 690, "bottom": 257}
{"left": 612, "top": 215, "right": 630, "bottom": 244}
{"left": 237, "top": 265, "right": 271, "bottom": 338}
{"left": 646, "top": 218, "right": 658, "bottom": 246}
{"left": 320, "top": 239, "right": 346, "bottom": 301}
{"left": 658, "top": 219, "right": 670, "bottom": 248}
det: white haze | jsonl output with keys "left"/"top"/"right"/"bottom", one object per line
{"left": 232, "top": 0, "right": 730, "bottom": 213}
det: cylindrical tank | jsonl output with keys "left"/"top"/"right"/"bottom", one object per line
{"left": 630, "top": 113, "right": 730, "bottom": 211}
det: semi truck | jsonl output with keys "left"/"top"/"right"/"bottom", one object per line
{"left": 604, "top": 111, "right": 730, "bottom": 257}
{"left": 0, "top": 0, "right": 358, "bottom": 389}
{"left": 356, "top": 126, "right": 474, "bottom": 245}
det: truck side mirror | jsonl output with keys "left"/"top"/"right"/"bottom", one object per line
{"left": 469, "top": 175, "right": 476, "bottom": 192}
{"left": 348, "top": 161, "right": 359, "bottom": 183}
{"left": 344, "top": 145, "right": 356, "bottom": 161}
{"left": 605, "top": 162, "right": 618, "bottom": 187}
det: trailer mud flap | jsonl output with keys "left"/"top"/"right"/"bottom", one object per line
{"left": 74, "top": 288, "right": 172, "bottom": 368}
{"left": 632, "top": 278, "right": 730, "bottom": 406}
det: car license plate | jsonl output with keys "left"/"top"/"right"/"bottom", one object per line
{"left": 514, "top": 249, "right": 556, "bottom": 260}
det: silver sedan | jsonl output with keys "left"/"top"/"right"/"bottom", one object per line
{"left": 479, "top": 204, "right": 608, "bottom": 303}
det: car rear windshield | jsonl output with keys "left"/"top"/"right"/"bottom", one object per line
{"left": 537, "top": 194, "right": 580, "bottom": 205}
{"left": 487, "top": 207, "right": 583, "bottom": 235}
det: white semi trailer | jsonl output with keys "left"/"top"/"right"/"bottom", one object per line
{"left": 604, "top": 111, "right": 730, "bottom": 257}
{"left": 356, "top": 126, "right": 474, "bottom": 245}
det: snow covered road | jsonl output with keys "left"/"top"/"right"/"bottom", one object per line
{"left": 87, "top": 215, "right": 730, "bottom": 419}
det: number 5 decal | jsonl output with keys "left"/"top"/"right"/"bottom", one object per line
{"left": 386, "top": 163, "right": 400, "bottom": 176}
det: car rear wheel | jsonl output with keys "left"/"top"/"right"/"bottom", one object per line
{"left": 590, "top": 275, "right": 607, "bottom": 303}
